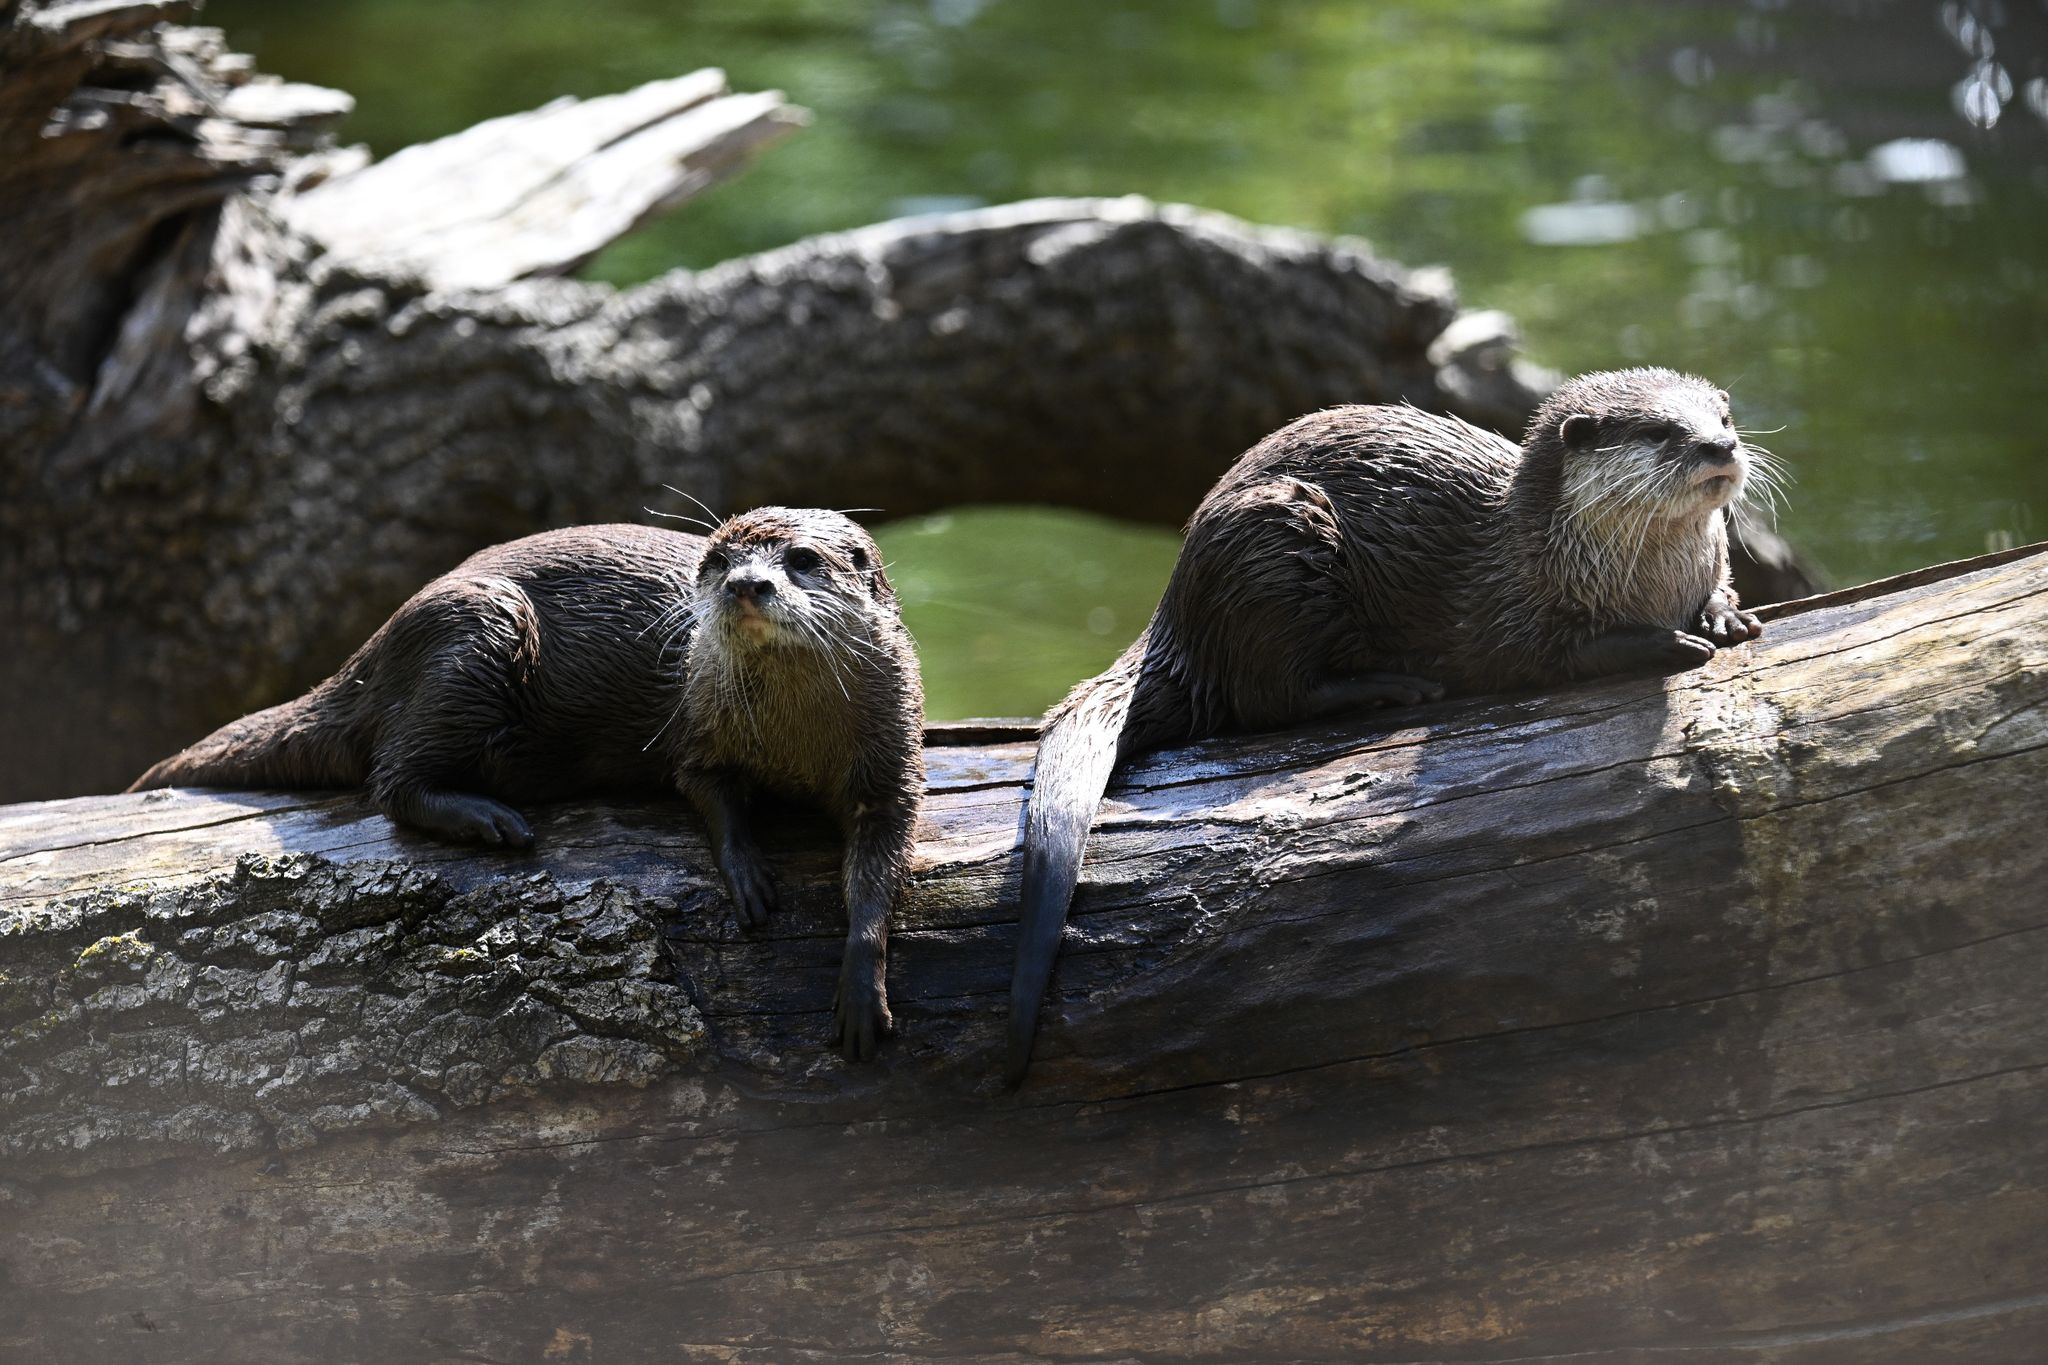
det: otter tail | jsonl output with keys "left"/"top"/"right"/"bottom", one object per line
{"left": 1007, "top": 635, "right": 1175, "bottom": 1087}
{"left": 127, "top": 692, "right": 363, "bottom": 794}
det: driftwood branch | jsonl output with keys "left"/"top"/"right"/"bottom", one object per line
{"left": 3, "top": 544, "right": 2043, "bottom": 1360}
{"left": 281, "top": 68, "right": 807, "bottom": 290}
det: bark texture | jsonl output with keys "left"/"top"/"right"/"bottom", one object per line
{"left": 3, "top": 544, "right": 2043, "bottom": 1362}
{"left": 3, "top": 0, "right": 1749, "bottom": 805}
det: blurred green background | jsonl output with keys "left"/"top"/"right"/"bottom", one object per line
{"left": 206, "top": 0, "right": 2048, "bottom": 720}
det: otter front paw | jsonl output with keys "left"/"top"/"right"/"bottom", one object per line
{"left": 417, "top": 795, "right": 534, "bottom": 850}
{"left": 832, "top": 954, "right": 894, "bottom": 1062}
{"left": 1571, "top": 626, "right": 1716, "bottom": 678}
{"left": 719, "top": 851, "right": 779, "bottom": 931}
{"left": 1698, "top": 600, "right": 1764, "bottom": 647}
{"left": 1311, "top": 672, "right": 1448, "bottom": 714}
{"left": 1660, "top": 631, "right": 1718, "bottom": 669}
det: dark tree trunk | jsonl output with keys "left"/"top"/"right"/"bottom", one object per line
{"left": 2, "top": 544, "right": 2042, "bottom": 1362}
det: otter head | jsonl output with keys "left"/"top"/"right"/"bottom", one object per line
{"left": 696, "top": 507, "right": 897, "bottom": 652}
{"left": 1532, "top": 368, "right": 1749, "bottom": 527}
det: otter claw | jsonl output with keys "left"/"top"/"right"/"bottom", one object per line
{"left": 1667, "top": 632, "right": 1717, "bottom": 668}
{"left": 1312, "top": 672, "right": 1447, "bottom": 716}
{"left": 491, "top": 809, "right": 536, "bottom": 849}
{"left": 420, "top": 795, "right": 533, "bottom": 849}
{"left": 722, "top": 855, "right": 778, "bottom": 931}
{"left": 1356, "top": 671, "right": 1444, "bottom": 706}
{"left": 832, "top": 966, "right": 893, "bottom": 1062}
{"left": 1699, "top": 606, "right": 1764, "bottom": 647}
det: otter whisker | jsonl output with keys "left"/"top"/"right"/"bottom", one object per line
{"left": 1564, "top": 457, "right": 1666, "bottom": 540}
{"left": 1742, "top": 470, "right": 1788, "bottom": 522}
{"left": 1740, "top": 440, "right": 1789, "bottom": 473}
{"left": 785, "top": 608, "right": 854, "bottom": 700}
{"left": 1736, "top": 446, "right": 1792, "bottom": 523}
{"left": 1618, "top": 501, "right": 1664, "bottom": 600}
{"left": 1746, "top": 454, "right": 1792, "bottom": 488}
{"left": 807, "top": 596, "right": 890, "bottom": 664}
{"left": 644, "top": 506, "right": 718, "bottom": 533}
{"left": 817, "top": 609, "right": 891, "bottom": 681}
{"left": 713, "top": 655, "right": 767, "bottom": 751}
{"left": 903, "top": 595, "right": 1019, "bottom": 623}
{"left": 658, "top": 600, "right": 715, "bottom": 655}
{"left": 660, "top": 485, "right": 726, "bottom": 530}
{"left": 638, "top": 596, "right": 701, "bottom": 640}
{"left": 649, "top": 601, "right": 718, "bottom": 663}
{"left": 1585, "top": 459, "right": 1684, "bottom": 601}
{"left": 642, "top": 689, "right": 690, "bottom": 751}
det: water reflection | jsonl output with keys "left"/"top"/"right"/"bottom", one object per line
{"left": 1865, "top": 138, "right": 1968, "bottom": 185}
{"left": 1944, "top": 0, "right": 2015, "bottom": 128}
{"left": 202, "top": 0, "right": 2047, "bottom": 715}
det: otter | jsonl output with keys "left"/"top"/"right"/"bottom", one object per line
{"left": 129, "top": 508, "right": 925, "bottom": 1061}
{"left": 1006, "top": 368, "right": 1774, "bottom": 1083}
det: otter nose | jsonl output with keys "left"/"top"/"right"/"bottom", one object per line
{"left": 1692, "top": 432, "right": 1739, "bottom": 461}
{"left": 727, "top": 574, "right": 775, "bottom": 602}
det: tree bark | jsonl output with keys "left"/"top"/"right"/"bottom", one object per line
{"left": 3, "top": 543, "right": 2043, "bottom": 1362}
{"left": 3, "top": 0, "right": 1610, "bottom": 803}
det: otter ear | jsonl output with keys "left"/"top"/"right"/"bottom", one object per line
{"left": 1559, "top": 413, "right": 1598, "bottom": 451}
{"left": 851, "top": 544, "right": 896, "bottom": 607}
{"left": 867, "top": 561, "right": 898, "bottom": 608}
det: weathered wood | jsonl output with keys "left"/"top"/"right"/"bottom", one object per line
{"left": 281, "top": 68, "right": 806, "bottom": 289}
{"left": 3, "top": 544, "right": 2042, "bottom": 1362}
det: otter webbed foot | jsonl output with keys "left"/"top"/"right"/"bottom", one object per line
{"left": 680, "top": 772, "right": 780, "bottom": 930}
{"left": 832, "top": 946, "right": 894, "bottom": 1062}
{"left": 1308, "top": 672, "right": 1447, "bottom": 716}
{"left": 1698, "top": 595, "right": 1764, "bottom": 648}
{"left": 1570, "top": 626, "right": 1716, "bottom": 679}
{"left": 718, "top": 845, "right": 780, "bottom": 931}
{"left": 384, "top": 788, "right": 535, "bottom": 849}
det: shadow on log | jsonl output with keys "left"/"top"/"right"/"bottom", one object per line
{"left": 3, "top": 544, "right": 2043, "bottom": 1361}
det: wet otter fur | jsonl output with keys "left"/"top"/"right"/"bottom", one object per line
{"left": 130, "top": 509, "right": 925, "bottom": 1060}
{"left": 1007, "top": 368, "right": 1774, "bottom": 1083}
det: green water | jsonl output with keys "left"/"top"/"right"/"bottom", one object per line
{"left": 876, "top": 507, "right": 1182, "bottom": 720}
{"left": 206, "top": 0, "right": 2048, "bottom": 720}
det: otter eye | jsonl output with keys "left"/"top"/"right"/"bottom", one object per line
{"left": 850, "top": 546, "right": 869, "bottom": 570}
{"left": 1721, "top": 412, "right": 1734, "bottom": 428}
{"left": 1642, "top": 422, "right": 1678, "bottom": 443}
{"left": 785, "top": 547, "right": 823, "bottom": 573}
{"left": 702, "top": 548, "right": 728, "bottom": 574}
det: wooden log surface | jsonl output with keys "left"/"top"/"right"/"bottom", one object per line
{"left": 282, "top": 68, "right": 807, "bottom": 290}
{"left": 2, "top": 544, "right": 2043, "bottom": 1362}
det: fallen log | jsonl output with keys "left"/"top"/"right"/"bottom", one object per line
{"left": 3, "top": 543, "right": 2043, "bottom": 1362}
